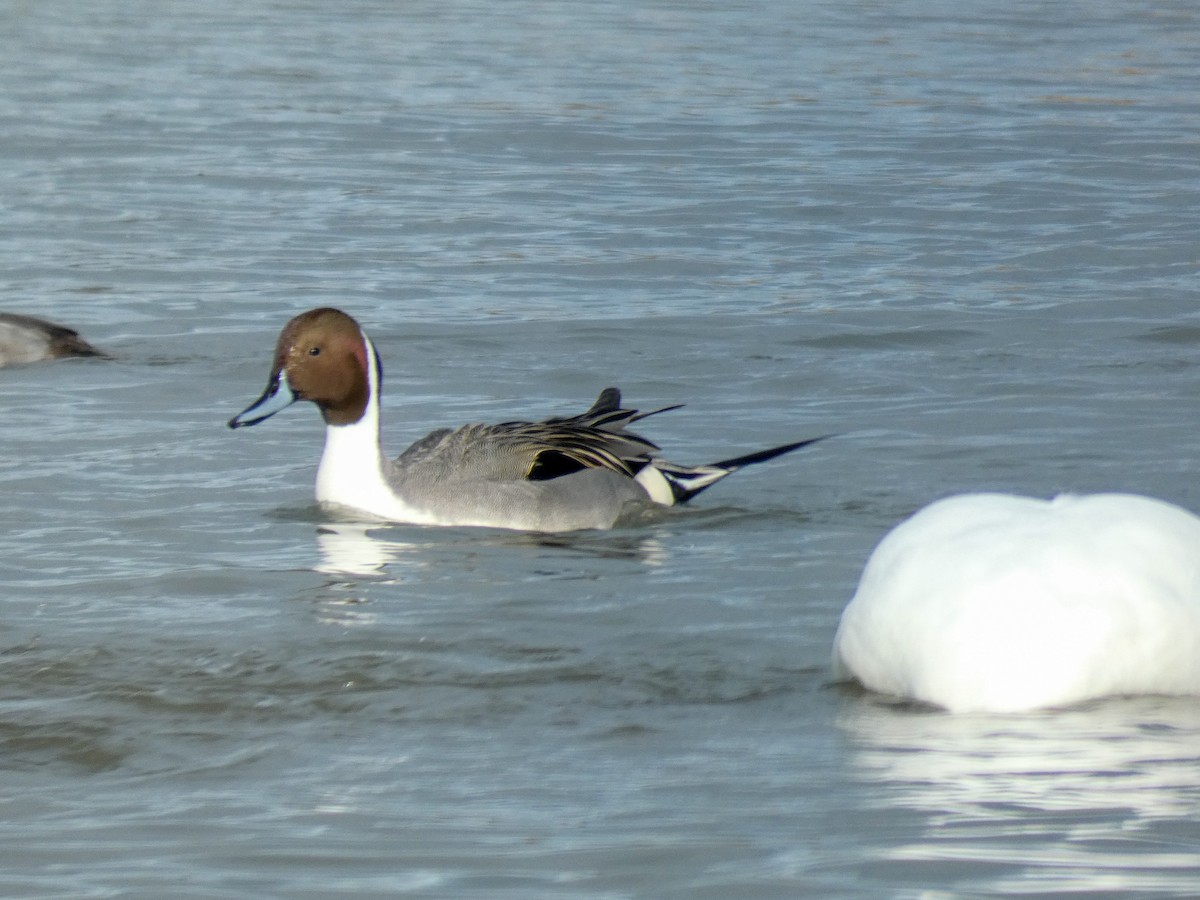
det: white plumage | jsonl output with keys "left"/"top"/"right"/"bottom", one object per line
{"left": 833, "top": 493, "right": 1200, "bottom": 713}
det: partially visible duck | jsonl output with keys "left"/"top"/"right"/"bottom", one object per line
{"left": 833, "top": 493, "right": 1200, "bottom": 713}
{"left": 228, "top": 307, "right": 826, "bottom": 531}
{"left": 0, "top": 312, "right": 108, "bottom": 367}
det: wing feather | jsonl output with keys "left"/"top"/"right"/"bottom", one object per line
{"left": 394, "top": 387, "right": 678, "bottom": 483}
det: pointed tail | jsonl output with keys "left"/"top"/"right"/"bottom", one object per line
{"left": 639, "top": 435, "right": 834, "bottom": 505}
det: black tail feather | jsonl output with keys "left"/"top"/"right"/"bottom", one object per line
{"left": 569, "top": 389, "right": 835, "bottom": 506}
{"left": 659, "top": 434, "right": 836, "bottom": 504}
{"left": 711, "top": 434, "right": 835, "bottom": 471}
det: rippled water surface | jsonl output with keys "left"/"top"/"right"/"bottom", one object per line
{"left": 3, "top": 1, "right": 1200, "bottom": 896}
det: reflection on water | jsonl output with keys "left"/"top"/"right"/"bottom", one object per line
{"left": 310, "top": 520, "right": 672, "bottom": 627}
{"left": 313, "top": 520, "right": 672, "bottom": 578}
{"left": 315, "top": 522, "right": 411, "bottom": 578}
{"left": 494, "top": 528, "right": 671, "bottom": 567}
{"left": 838, "top": 697, "right": 1200, "bottom": 893}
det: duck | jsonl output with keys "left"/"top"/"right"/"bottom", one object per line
{"left": 228, "top": 307, "right": 826, "bottom": 531}
{"left": 832, "top": 492, "right": 1200, "bottom": 713}
{"left": 0, "top": 312, "right": 108, "bottom": 367}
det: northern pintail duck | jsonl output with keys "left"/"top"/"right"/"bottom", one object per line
{"left": 833, "top": 492, "right": 1200, "bottom": 712}
{"left": 0, "top": 312, "right": 107, "bottom": 367}
{"left": 229, "top": 307, "right": 826, "bottom": 531}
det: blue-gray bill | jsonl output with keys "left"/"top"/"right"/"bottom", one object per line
{"left": 228, "top": 371, "right": 297, "bottom": 429}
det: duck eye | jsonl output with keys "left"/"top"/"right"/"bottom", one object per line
{"left": 308, "top": 346, "right": 321, "bottom": 357}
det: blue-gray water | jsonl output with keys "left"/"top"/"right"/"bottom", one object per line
{"left": 3, "top": 1, "right": 1200, "bottom": 896}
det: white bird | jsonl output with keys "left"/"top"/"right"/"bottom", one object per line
{"left": 832, "top": 492, "right": 1200, "bottom": 713}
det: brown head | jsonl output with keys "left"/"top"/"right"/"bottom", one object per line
{"left": 228, "top": 307, "right": 376, "bottom": 429}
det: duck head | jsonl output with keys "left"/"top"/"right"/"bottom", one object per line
{"left": 228, "top": 307, "right": 376, "bottom": 429}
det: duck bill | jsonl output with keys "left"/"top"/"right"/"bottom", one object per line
{"left": 228, "top": 370, "right": 298, "bottom": 429}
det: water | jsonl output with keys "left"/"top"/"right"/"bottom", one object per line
{"left": 2, "top": 0, "right": 1200, "bottom": 895}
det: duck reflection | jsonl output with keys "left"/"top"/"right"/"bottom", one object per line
{"left": 313, "top": 520, "right": 672, "bottom": 579}
{"left": 315, "top": 521, "right": 410, "bottom": 578}
{"left": 309, "top": 519, "right": 673, "bottom": 628}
